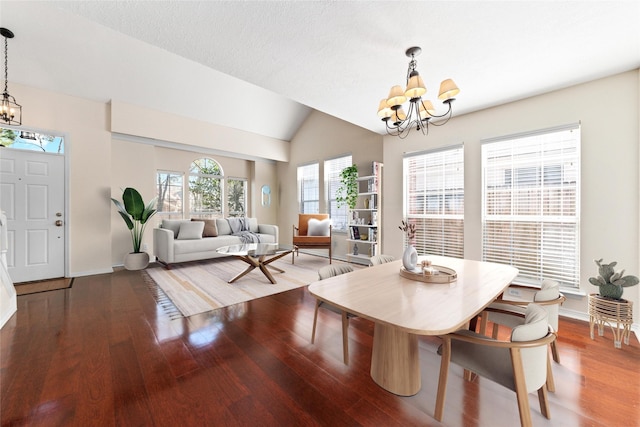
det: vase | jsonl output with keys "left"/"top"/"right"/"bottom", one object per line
{"left": 402, "top": 245, "right": 418, "bottom": 270}
{"left": 124, "top": 252, "right": 150, "bottom": 270}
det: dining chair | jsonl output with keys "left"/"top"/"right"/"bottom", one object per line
{"left": 311, "top": 264, "right": 354, "bottom": 364}
{"left": 368, "top": 254, "right": 395, "bottom": 266}
{"left": 292, "top": 213, "right": 332, "bottom": 264}
{"left": 435, "top": 304, "right": 556, "bottom": 427}
{"left": 480, "top": 279, "right": 566, "bottom": 363}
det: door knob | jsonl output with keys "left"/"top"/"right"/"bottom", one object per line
{"left": 55, "top": 220, "right": 63, "bottom": 226}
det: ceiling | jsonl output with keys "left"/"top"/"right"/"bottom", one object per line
{"left": 1, "top": 1, "right": 639, "bottom": 142}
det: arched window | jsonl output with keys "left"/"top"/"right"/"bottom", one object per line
{"left": 189, "top": 158, "right": 223, "bottom": 218}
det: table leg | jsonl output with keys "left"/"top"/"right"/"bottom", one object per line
{"left": 227, "top": 255, "right": 259, "bottom": 283}
{"left": 370, "top": 322, "right": 420, "bottom": 396}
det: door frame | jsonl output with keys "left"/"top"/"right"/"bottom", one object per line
{"left": 2, "top": 124, "right": 69, "bottom": 279}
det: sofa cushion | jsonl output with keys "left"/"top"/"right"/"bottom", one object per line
{"left": 177, "top": 221, "right": 205, "bottom": 240}
{"left": 162, "top": 219, "right": 190, "bottom": 238}
{"left": 248, "top": 217, "right": 259, "bottom": 233}
{"left": 216, "top": 218, "right": 232, "bottom": 236}
{"left": 191, "top": 218, "right": 218, "bottom": 237}
{"left": 308, "top": 218, "right": 331, "bottom": 236}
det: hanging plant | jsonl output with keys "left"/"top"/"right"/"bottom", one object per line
{"left": 336, "top": 164, "right": 358, "bottom": 209}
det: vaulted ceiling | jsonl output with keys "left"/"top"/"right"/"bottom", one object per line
{"left": 1, "top": 1, "right": 639, "bottom": 141}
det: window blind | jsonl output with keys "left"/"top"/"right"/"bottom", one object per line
{"left": 325, "top": 155, "right": 352, "bottom": 231}
{"left": 481, "top": 124, "right": 580, "bottom": 288}
{"left": 404, "top": 145, "right": 464, "bottom": 258}
{"left": 298, "top": 163, "right": 319, "bottom": 214}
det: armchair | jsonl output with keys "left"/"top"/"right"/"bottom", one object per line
{"left": 311, "top": 264, "right": 355, "bottom": 364}
{"left": 480, "top": 279, "right": 566, "bottom": 363}
{"left": 292, "top": 214, "right": 332, "bottom": 264}
{"left": 435, "top": 304, "right": 556, "bottom": 427}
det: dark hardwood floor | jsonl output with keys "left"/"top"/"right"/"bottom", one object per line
{"left": 1, "top": 267, "right": 639, "bottom": 426}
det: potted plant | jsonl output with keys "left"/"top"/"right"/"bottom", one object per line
{"left": 111, "top": 187, "right": 157, "bottom": 270}
{"left": 336, "top": 164, "right": 358, "bottom": 210}
{"left": 588, "top": 258, "right": 639, "bottom": 300}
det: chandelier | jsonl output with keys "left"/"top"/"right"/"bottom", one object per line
{"left": 377, "top": 47, "right": 459, "bottom": 138}
{"left": 1, "top": 28, "right": 21, "bottom": 126}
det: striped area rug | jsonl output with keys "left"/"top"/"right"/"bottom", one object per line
{"left": 143, "top": 253, "right": 356, "bottom": 317}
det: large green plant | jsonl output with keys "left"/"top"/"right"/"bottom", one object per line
{"left": 111, "top": 188, "right": 157, "bottom": 253}
{"left": 336, "top": 165, "right": 358, "bottom": 209}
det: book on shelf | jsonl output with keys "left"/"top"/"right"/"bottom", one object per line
{"left": 351, "top": 226, "right": 360, "bottom": 240}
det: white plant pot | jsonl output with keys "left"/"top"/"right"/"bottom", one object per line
{"left": 402, "top": 245, "right": 418, "bottom": 270}
{"left": 124, "top": 252, "right": 150, "bottom": 271}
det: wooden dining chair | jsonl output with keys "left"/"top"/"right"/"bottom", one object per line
{"left": 368, "top": 254, "right": 395, "bottom": 266}
{"left": 480, "top": 279, "right": 566, "bottom": 363}
{"left": 311, "top": 264, "right": 354, "bottom": 364}
{"left": 435, "top": 304, "right": 556, "bottom": 427}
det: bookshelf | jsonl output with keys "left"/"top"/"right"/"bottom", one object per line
{"left": 346, "top": 162, "right": 382, "bottom": 265}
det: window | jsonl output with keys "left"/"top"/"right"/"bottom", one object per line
{"left": 156, "top": 171, "right": 184, "bottom": 219}
{"left": 325, "top": 155, "right": 352, "bottom": 231}
{"left": 189, "top": 158, "right": 223, "bottom": 218}
{"left": 404, "top": 145, "right": 464, "bottom": 258}
{"left": 0, "top": 127, "right": 64, "bottom": 153}
{"left": 297, "top": 163, "right": 319, "bottom": 214}
{"left": 482, "top": 124, "right": 580, "bottom": 289}
{"left": 227, "top": 178, "right": 247, "bottom": 217}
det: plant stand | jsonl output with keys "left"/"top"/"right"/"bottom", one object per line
{"left": 588, "top": 293, "right": 633, "bottom": 349}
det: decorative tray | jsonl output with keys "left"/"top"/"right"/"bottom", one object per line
{"left": 399, "top": 265, "right": 457, "bottom": 284}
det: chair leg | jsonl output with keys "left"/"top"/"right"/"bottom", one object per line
{"left": 329, "top": 245, "right": 332, "bottom": 264}
{"left": 311, "top": 300, "right": 320, "bottom": 344}
{"left": 434, "top": 337, "right": 451, "bottom": 422}
{"left": 492, "top": 323, "right": 500, "bottom": 339}
{"left": 511, "top": 348, "right": 533, "bottom": 427}
{"left": 341, "top": 311, "right": 349, "bottom": 365}
{"left": 479, "top": 312, "right": 488, "bottom": 335}
{"left": 550, "top": 340, "right": 560, "bottom": 363}
{"left": 546, "top": 351, "right": 555, "bottom": 393}
{"left": 537, "top": 385, "right": 551, "bottom": 419}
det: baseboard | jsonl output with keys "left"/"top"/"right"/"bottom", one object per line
{"left": 70, "top": 267, "right": 114, "bottom": 277}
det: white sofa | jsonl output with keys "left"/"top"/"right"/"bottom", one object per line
{"left": 153, "top": 217, "right": 279, "bottom": 268}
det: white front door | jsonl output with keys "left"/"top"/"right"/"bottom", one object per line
{"left": 0, "top": 148, "right": 65, "bottom": 283}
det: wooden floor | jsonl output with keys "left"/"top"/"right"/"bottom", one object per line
{"left": 1, "top": 268, "right": 639, "bottom": 426}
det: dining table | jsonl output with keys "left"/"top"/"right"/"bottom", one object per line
{"left": 307, "top": 255, "right": 518, "bottom": 396}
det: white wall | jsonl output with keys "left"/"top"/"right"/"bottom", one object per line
{"left": 383, "top": 70, "right": 640, "bottom": 323}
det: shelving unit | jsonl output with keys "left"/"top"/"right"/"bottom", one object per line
{"left": 346, "top": 162, "right": 382, "bottom": 265}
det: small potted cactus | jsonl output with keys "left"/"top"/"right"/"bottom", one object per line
{"left": 588, "top": 258, "right": 639, "bottom": 300}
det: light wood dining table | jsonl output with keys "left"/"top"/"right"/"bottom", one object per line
{"left": 308, "top": 255, "right": 518, "bottom": 396}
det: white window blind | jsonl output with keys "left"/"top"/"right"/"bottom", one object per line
{"left": 404, "top": 145, "right": 464, "bottom": 258}
{"left": 298, "top": 163, "right": 319, "bottom": 214}
{"left": 325, "top": 155, "right": 352, "bottom": 231}
{"left": 481, "top": 124, "right": 580, "bottom": 288}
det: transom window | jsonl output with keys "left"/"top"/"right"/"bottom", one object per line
{"left": 0, "top": 127, "right": 64, "bottom": 153}
{"left": 404, "top": 145, "right": 464, "bottom": 258}
{"left": 481, "top": 124, "right": 581, "bottom": 289}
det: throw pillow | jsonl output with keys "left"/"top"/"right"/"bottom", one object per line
{"left": 162, "top": 219, "right": 189, "bottom": 239}
{"left": 307, "top": 218, "right": 331, "bottom": 236}
{"left": 177, "top": 221, "right": 205, "bottom": 240}
{"left": 191, "top": 218, "right": 218, "bottom": 237}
